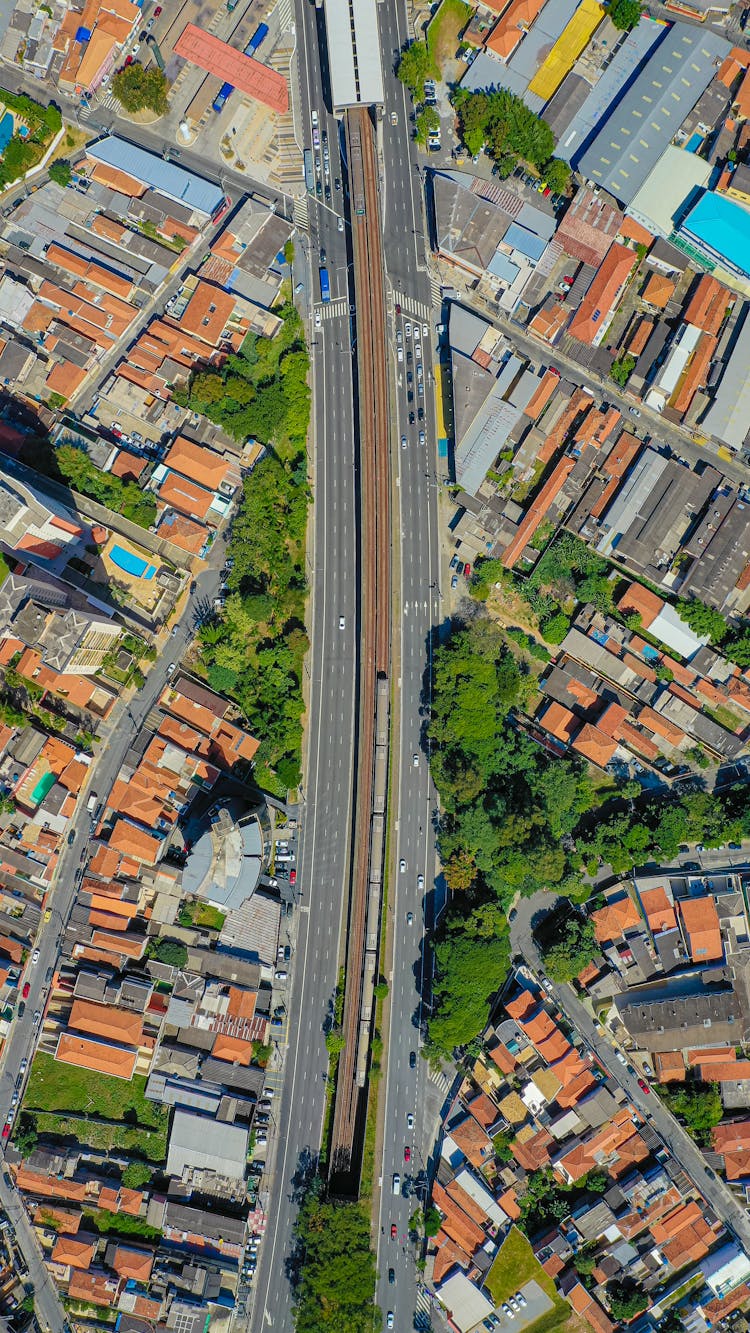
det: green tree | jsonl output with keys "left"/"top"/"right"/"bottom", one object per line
{"left": 415, "top": 105, "right": 440, "bottom": 145}
{"left": 661, "top": 1081, "right": 723, "bottom": 1146}
{"left": 396, "top": 41, "right": 435, "bottom": 97}
{"left": 121, "top": 1161, "right": 153, "bottom": 1189}
{"left": 606, "top": 1279, "right": 648, "bottom": 1320}
{"left": 150, "top": 937, "right": 187, "bottom": 968}
{"left": 493, "top": 1131, "right": 513, "bottom": 1162}
{"left": 423, "top": 1205, "right": 442, "bottom": 1238}
{"left": 543, "top": 158, "right": 570, "bottom": 192}
{"left": 539, "top": 610, "right": 570, "bottom": 644}
{"left": 541, "top": 914, "right": 598, "bottom": 983}
{"left": 676, "top": 599, "right": 727, "bottom": 644}
{"left": 112, "top": 64, "right": 170, "bottom": 115}
{"left": 574, "top": 1247, "right": 597, "bottom": 1277}
{"left": 609, "top": 0, "right": 641, "bottom": 29}
{"left": 610, "top": 353, "right": 635, "bottom": 387}
{"left": 293, "top": 1179, "right": 378, "bottom": 1333}
{"left": 13, "top": 1112, "right": 38, "bottom": 1156}
{"left": 48, "top": 159, "right": 71, "bottom": 187}
{"left": 452, "top": 87, "right": 555, "bottom": 171}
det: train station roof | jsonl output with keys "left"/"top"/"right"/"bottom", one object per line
{"left": 324, "top": 0, "right": 384, "bottom": 109}
{"left": 174, "top": 23, "right": 288, "bottom": 114}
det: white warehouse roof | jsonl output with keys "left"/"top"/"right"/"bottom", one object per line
{"left": 325, "top": 0, "right": 384, "bottom": 109}
{"left": 166, "top": 1109, "right": 249, "bottom": 1182}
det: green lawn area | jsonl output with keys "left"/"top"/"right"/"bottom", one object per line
{"left": 485, "top": 1228, "right": 573, "bottom": 1333}
{"left": 32, "top": 1112, "right": 168, "bottom": 1162}
{"left": 179, "top": 901, "right": 226, "bottom": 931}
{"left": 427, "top": 0, "right": 472, "bottom": 69}
{"left": 25, "top": 1054, "right": 162, "bottom": 1123}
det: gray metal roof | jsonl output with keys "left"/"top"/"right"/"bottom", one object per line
{"left": 86, "top": 138, "right": 224, "bottom": 219}
{"left": 324, "top": 0, "right": 384, "bottom": 109}
{"left": 577, "top": 22, "right": 730, "bottom": 205}
{"left": 454, "top": 361, "right": 532, "bottom": 496}
{"left": 560, "top": 16, "right": 667, "bottom": 166}
{"left": 166, "top": 1108, "right": 248, "bottom": 1182}
{"left": 703, "top": 308, "right": 750, "bottom": 452}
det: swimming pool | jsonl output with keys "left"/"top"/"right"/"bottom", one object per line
{"left": 30, "top": 771, "right": 56, "bottom": 807}
{"left": 685, "top": 132, "right": 703, "bottom": 153}
{"left": 0, "top": 113, "right": 14, "bottom": 156}
{"left": 110, "top": 545, "right": 156, "bottom": 579}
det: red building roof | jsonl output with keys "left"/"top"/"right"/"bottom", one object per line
{"left": 568, "top": 243, "right": 637, "bottom": 346}
{"left": 174, "top": 24, "right": 288, "bottom": 113}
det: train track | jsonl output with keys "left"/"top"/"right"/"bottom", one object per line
{"left": 328, "top": 107, "right": 391, "bottom": 1194}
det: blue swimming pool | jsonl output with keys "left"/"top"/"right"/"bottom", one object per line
{"left": 685, "top": 133, "right": 703, "bottom": 153}
{"left": 0, "top": 113, "right": 14, "bottom": 156}
{"left": 110, "top": 545, "right": 156, "bottom": 579}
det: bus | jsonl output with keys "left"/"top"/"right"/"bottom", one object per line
{"left": 245, "top": 22, "right": 269, "bottom": 54}
{"left": 304, "top": 149, "right": 314, "bottom": 194}
{"left": 319, "top": 266, "right": 331, "bottom": 303}
{"left": 213, "top": 81, "right": 234, "bottom": 113}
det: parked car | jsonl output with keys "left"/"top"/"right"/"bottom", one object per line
{"left": 22, "top": 983, "right": 30, "bottom": 999}
{"left": 274, "top": 970, "right": 288, "bottom": 981}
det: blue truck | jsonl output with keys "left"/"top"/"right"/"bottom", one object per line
{"left": 245, "top": 22, "right": 269, "bottom": 54}
{"left": 213, "top": 80, "right": 234, "bottom": 112}
{"left": 319, "top": 267, "right": 331, "bottom": 303}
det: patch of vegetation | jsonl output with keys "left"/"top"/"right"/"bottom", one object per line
{"left": 48, "top": 159, "right": 71, "bottom": 187}
{"left": 83, "top": 1209, "right": 161, "bottom": 1241}
{"left": 452, "top": 87, "right": 566, "bottom": 183}
{"left": 184, "top": 300, "right": 310, "bottom": 791}
{"left": 427, "top": 0, "right": 473, "bottom": 68}
{"left": 292, "top": 1177, "right": 378, "bottom": 1333}
{"left": 120, "top": 1161, "right": 153, "bottom": 1190}
{"left": 396, "top": 40, "right": 437, "bottom": 98}
{"left": 177, "top": 901, "right": 226, "bottom": 931}
{"left": 0, "top": 90, "right": 61, "bottom": 188}
{"left": 147, "top": 936, "right": 188, "bottom": 967}
{"left": 39, "top": 443, "right": 157, "bottom": 527}
{"left": 472, "top": 532, "right": 615, "bottom": 645}
{"left": 606, "top": 1279, "right": 648, "bottom": 1321}
{"left": 24, "top": 1053, "right": 165, "bottom": 1127}
{"left": 517, "top": 1169, "right": 607, "bottom": 1237}
{"left": 610, "top": 352, "right": 635, "bottom": 386}
{"left": 415, "top": 105, "right": 440, "bottom": 145}
{"left": 30, "top": 1111, "right": 168, "bottom": 1161}
{"left": 112, "top": 64, "right": 169, "bottom": 116}
{"left": 608, "top": 0, "right": 642, "bottom": 29}
{"left": 485, "top": 1225, "right": 569, "bottom": 1328}
{"left": 660, "top": 1080, "right": 723, "bottom": 1146}
{"left": 541, "top": 913, "right": 598, "bottom": 982}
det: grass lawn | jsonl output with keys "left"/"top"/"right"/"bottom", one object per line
{"left": 32, "top": 1112, "right": 168, "bottom": 1162}
{"left": 427, "top": 0, "right": 472, "bottom": 69}
{"left": 24, "top": 1053, "right": 166, "bottom": 1129}
{"left": 485, "top": 1228, "right": 573, "bottom": 1333}
{"left": 180, "top": 901, "right": 226, "bottom": 931}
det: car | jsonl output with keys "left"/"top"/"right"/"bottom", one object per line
{"left": 419, "top": 431, "right": 425, "bottom": 446}
{"left": 325, "top": 183, "right": 331, "bottom": 201}
{"left": 146, "top": 15, "right": 155, "bottom": 28}
{"left": 417, "top": 874, "right": 424, "bottom": 889}
{"left": 391, "top": 1223, "right": 398, "bottom": 1239}
{"left": 397, "top": 346, "right": 403, "bottom": 362}
{"left": 390, "top": 111, "right": 398, "bottom": 125}
{"left": 274, "top": 970, "right": 288, "bottom": 981}
{"left": 516, "top": 1293, "right": 527, "bottom": 1308}
{"left": 451, "top": 574, "right": 458, "bottom": 589}
{"left": 417, "top": 407, "right": 424, "bottom": 421}
{"left": 729, "top": 842, "right": 742, "bottom": 850}
{"left": 315, "top": 310, "right": 322, "bottom": 329}
{"left": 509, "top": 1296, "right": 521, "bottom": 1311}
{"left": 22, "top": 982, "right": 30, "bottom": 1000}
{"left": 33, "top": 1010, "right": 41, "bottom": 1025}
{"left": 124, "top": 53, "right": 134, "bottom": 65}
{"left": 1, "top": 1125, "right": 9, "bottom": 1140}
{"left": 401, "top": 434, "right": 407, "bottom": 449}
{"left": 404, "top": 1145, "right": 411, "bottom": 1162}
{"left": 166, "top": 662, "right": 176, "bottom": 678}
{"left": 637, "top": 1077, "right": 650, "bottom": 1095}
{"left": 338, "top": 216, "right": 344, "bottom": 231}
{"left": 339, "top": 615, "right": 345, "bottom": 629}
{"left": 407, "top": 1112, "right": 414, "bottom": 1128}
{"left": 615, "top": 1050, "right": 627, "bottom": 1065}
{"left": 464, "top": 563, "right": 471, "bottom": 578}
{"left": 154, "top": 3, "right": 162, "bottom": 12}
{"left": 696, "top": 843, "right": 705, "bottom": 853}
{"left": 409, "top": 411, "right": 415, "bottom": 424}
{"left": 335, "top": 177, "right": 341, "bottom": 191}
{"left": 32, "top": 949, "right": 39, "bottom": 965}
{"left": 409, "top": 1050, "right": 416, "bottom": 1069}
{"left": 392, "top": 1173, "right": 400, "bottom": 1194}
{"left": 395, "top": 303, "right": 401, "bottom": 314}
{"left": 406, "top": 911, "right": 413, "bottom": 925}
{"left": 412, "top": 753, "right": 419, "bottom": 767}
{"left": 290, "top": 869, "right": 297, "bottom": 886}
{"left": 423, "top": 325, "right": 429, "bottom": 338}
{"left": 67, "top": 829, "right": 75, "bottom": 846}
{"left": 502, "top": 1304, "right": 514, "bottom": 1319}
{"left": 629, "top": 407, "right": 641, "bottom": 418}
{"left": 101, "top": 73, "right": 110, "bottom": 86}
{"left": 405, "top": 322, "right": 412, "bottom": 338}
{"left": 19, "top": 1059, "right": 27, "bottom": 1077}
{"left": 400, "top": 858, "right": 406, "bottom": 873}
{"left": 387, "top": 1314, "right": 394, "bottom": 1329}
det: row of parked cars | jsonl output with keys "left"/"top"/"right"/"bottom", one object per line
{"left": 483, "top": 1291, "right": 528, "bottom": 1327}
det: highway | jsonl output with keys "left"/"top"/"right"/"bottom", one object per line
{"left": 0, "top": 557, "right": 224, "bottom": 1333}
{"left": 246, "top": 0, "right": 361, "bottom": 1326}
{"left": 373, "top": 4, "right": 445, "bottom": 1331}
{"left": 511, "top": 890, "right": 750, "bottom": 1255}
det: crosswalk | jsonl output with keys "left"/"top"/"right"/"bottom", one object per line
{"left": 316, "top": 297, "right": 349, "bottom": 321}
{"left": 414, "top": 1288, "right": 433, "bottom": 1331}
{"left": 293, "top": 195, "right": 309, "bottom": 231}
{"left": 427, "top": 1064, "right": 452, "bottom": 1096}
{"left": 79, "top": 91, "right": 118, "bottom": 120}
{"left": 430, "top": 276, "right": 442, "bottom": 308}
{"left": 276, "top": 0, "right": 294, "bottom": 31}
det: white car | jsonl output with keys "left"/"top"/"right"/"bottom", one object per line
{"left": 397, "top": 346, "right": 403, "bottom": 363}
{"left": 417, "top": 874, "right": 424, "bottom": 890}
{"left": 515, "top": 1293, "right": 527, "bottom": 1308}
{"left": 412, "top": 753, "right": 419, "bottom": 767}
{"left": 407, "top": 1112, "right": 414, "bottom": 1128}
{"left": 32, "top": 949, "right": 40, "bottom": 965}
{"left": 399, "top": 858, "right": 406, "bottom": 873}
{"left": 339, "top": 615, "right": 345, "bottom": 629}
{"left": 406, "top": 911, "right": 413, "bottom": 925}
{"left": 423, "top": 324, "right": 429, "bottom": 338}
{"left": 405, "top": 322, "right": 412, "bottom": 338}
{"left": 338, "top": 216, "right": 344, "bottom": 232}
{"left": 401, "top": 435, "right": 407, "bottom": 449}
{"left": 419, "top": 431, "right": 425, "bottom": 446}
{"left": 274, "top": 970, "right": 288, "bottom": 981}
{"left": 387, "top": 1315, "right": 394, "bottom": 1330}
{"left": 314, "top": 310, "right": 321, "bottom": 329}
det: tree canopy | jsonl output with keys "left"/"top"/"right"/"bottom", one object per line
{"left": 541, "top": 914, "right": 598, "bottom": 983}
{"left": 609, "top": 0, "right": 642, "bottom": 29}
{"left": 54, "top": 445, "right": 157, "bottom": 528}
{"left": 606, "top": 1279, "right": 648, "bottom": 1320}
{"left": 661, "top": 1081, "right": 723, "bottom": 1146}
{"left": 396, "top": 41, "right": 436, "bottom": 97}
{"left": 48, "top": 159, "right": 72, "bottom": 187}
{"left": 113, "top": 64, "right": 170, "bottom": 115}
{"left": 610, "top": 353, "right": 635, "bottom": 386}
{"left": 293, "top": 1180, "right": 378, "bottom": 1333}
{"left": 452, "top": 87, "right": 558, "bottom": 175}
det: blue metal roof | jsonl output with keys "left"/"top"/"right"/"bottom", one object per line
{"left": 87, "top": 136, "right": 223, "bottom": 218}
{"left": 504, "top": 221, "right": 546, "bottom": 262}
{"left": 682, "top": 191, "right": 750, "bottom": 277}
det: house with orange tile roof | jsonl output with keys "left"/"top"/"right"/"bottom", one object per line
{"left": 713, "top": 1120, "right": 750, "bottom": 1153}
{"left": 570, "top": 722, "right": 617, "bottom": 768}
{"left": 654, "top": 1051, "right": 686, "bottom": 1082}
{"left": 501, "top": 456, "right": 577, "bottom": 568}
{"left": 107, "top": 1243, "right": 154, "bottom": 1282}
{"left": 642, "top": 272, "right": 675, "bottom": 310}
{"left": 51, "top": 1232, "right": 97, "bottom": 1271}
{"left": 678, "top": 896, "right": 723, "bottom": 963}
{"left": 67, "top": 999, "right": 144, "bottom": 1048}
{"left": 695, "top": 1060, "right": 750, "bottom": 1083}
{"left": 567, "top": 1283, "right": 615, "bottom": 1333}
{"left": 57, "top": 0, "right": 140, "bottom": 95}
{"left": 639, "top": 886, "right": 677, "bottom": 935}
{"left": 55, "top": 1032, "right": 138, "bottom": 1080}
{"left": 67, "top": 1268, "right": 119, "bottom": 1307}
{"left": 162, "top": 436, "right": 238, "bottom": 495}
{"left": 568, "top": 244, "right": 637, "bottom": 346}
{"left": 591, "top": 893, "right": 640, "bottom": 945}
{"left": 484, "top": 0, "right": 546, "bottom": 60}
{"left": 555, "top": 1109, "right": 649, "bottom": 1184}
{"left": 108, "top": 819, "right": 163, "bottom": 866}
{"left": 448, "top": 1115, "right": 494, "bottom": 1170}
{"left": 684, "top": 274, "right": 733, "bottom": 336}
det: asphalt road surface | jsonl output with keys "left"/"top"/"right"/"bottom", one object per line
{"left": 511, "top": 889, "right": 750, "bottom": 1254}
{"left": 246, "top": 2, "right": 360, "bottom": 1329}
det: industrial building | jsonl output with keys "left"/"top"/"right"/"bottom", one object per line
{"left": 324, "top": 0, "right": 384, "bottom": 110}
{"left": 703, "top": 309, "right": 750, "bottom": 454}
{"left": 85, "top": 137, "right": 225, "bottom": 220}
{"left": 678, "top": 190, "right": 750, "bottom": 281}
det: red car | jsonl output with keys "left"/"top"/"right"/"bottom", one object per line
{"left": 290, "top": 869, "right": 297, "bottom": 886}
{"left": 404, "top": 1146, "right": 411, "bottom": 1163}
{"left": 154, "top": 4, "right": 162, "bottom": 12}
{"left": 2, "top": 1124, "right": 10, "bottom": 1140}
{"left": 22, "top": 982, "right": 30, "bottom": 999}
{"left": 637, "top": 1077, "right": 650, "bottom": 1096}
{"left": 464, "top": 563, "right": 471, "bottom": 578}
{"left": 125, "top": 54, "right": 134, "bottom": 65}
{"left": 391, "top": 1223, "right": 397, "bottom": 1239}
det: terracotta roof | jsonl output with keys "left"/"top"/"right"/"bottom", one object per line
{"left": 642, "top": 272, "right": 676, "bottom": 309}
{"left": 497, "top": 1187, "right": 520, "bottom": 1219}
{"left": 696, "top": 1061, "right": 750, "bottom": 1082}
{"left": 68, "top": 999, "right": 143, "bottom": 1047}
{"left": 557, "top": 186, "right": 623, "bottom": 268}
{"left": 449, "top": 1115, "right": 493, "bottom": 1169}
{"left": 628, "top": 316, "right": 654, "bottom": 356}
{"left": 713, "top": 1120, "right": 750, "bottom": 1152}
{"left": 591, "top": 894, "right": 640, "bottom": 943}
{"left": 687, "top": 1046, "right": 737, "bottom": 1066}
{"left": 568, "top": 243, "right": 637, "bottom": 346}
{"left": 212, "top": 1033, "right": 254, "bottom": 1065}
{"left": 654, "top": 1051, "right": 686, "bottom": 1083}
{"left": 505, "top": 989, "right": 538, "bottom": 1023}
{"left": 528, "top": 298, "right": 569, "bottom": 343}
{"left": 487, "top": 1040, "right": 517, "bottom": 1075}
{"left": 431, "top": 1181, "right": 485, "bottom": 1256}
{"left": 723, "top": 1149, "right": 750, "bottom": 1180}
{"left": 571, "top": 722, "right": 617, "bottom": 767}
{"left": 736, "top": 64, "right": 750, "bottom": 118}
{"left": 616, "top": 581, "right": 664, "bottom": 628}
{"left": 111, "top": 1245, "right": 153, "bottom": 1282}
{"left": 639, "top": 886, "right": 677, "bottom": 934}
{"left": 567, "top": 1283, "right": 615, "bottom": 1333}
{"left": 617, "top": 217, "right": 654, "bottom": 248}
{"left": 539, "top": 700, "right": 578, "bottom": 743}
{"left": 67, "top": 1269, "right": 119, "bottom": 1307}
{"left": 15, "top": 1167, "right": 87, "bottom": 1202}
{"left": 33, "top": 1204, "right": 81, "bottom": 1232}
{"left": 158, "top": 470, "right": 216, "bottom": 522}
{"left": 466, "top": 1090, "right": 500, "bottom": 1129}
{"left": 678, "top": 896, "right": 723, "bottom": 963}
{"left": 162, "top": 435, "right": 232, "bottom": 491}
{"left": 484, "top": 0, "right": 545, "bottom": 59}
{"left": 51, "top": 1233, "right": 96, "bottom": 1270}
{"left": 55, "top": 1032, "right": 137, "bottom": 1080}
{"left": 685, "top": 274, "right": 731, "bottom": 335}
{"left": 108, "top": 819, "right": 161, "bottom": 864}
{"left": 501, "top": 456, "right": 577, "bottom": 568}
{"left": 432, "top": 1231, "right": 471, "bottom": 1283}
{"left": 523, "top": 370, "right": 559, "bottom": 422}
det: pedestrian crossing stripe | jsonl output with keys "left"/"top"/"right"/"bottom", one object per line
{"left": 428, "top": 1065, "right": 451, "bottom": 1094}
{"left": 293, "top": 195, "right": 309, "bottom": 231}
{"left": 277, "top": 0, "right": 293, "bottom": 30}
{"left": 430, "top": 277, "right": 442, "bottom": 307}
{"left": 400, "top": 298, "right": 433, "bottom": 325}
{"left": 316, "top": 298, "right": 348, "bottom": 320}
